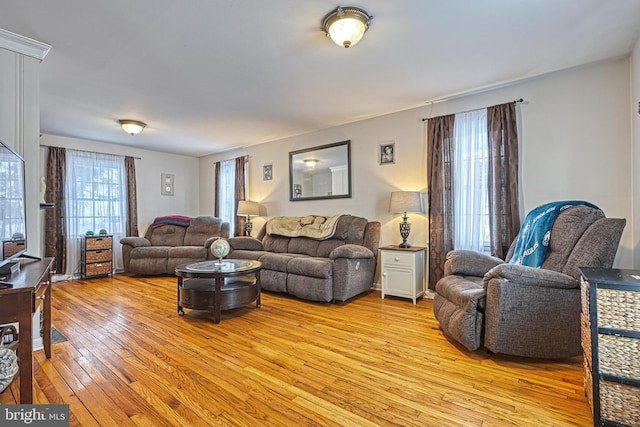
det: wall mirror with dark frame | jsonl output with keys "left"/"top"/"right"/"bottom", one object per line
{"left": 289, "top": 140, "right": 351, "bottom": 201}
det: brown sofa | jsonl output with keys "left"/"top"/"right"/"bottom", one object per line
{"left": 433, "top": 205, "right": 625, "bottom": 358}
{"left": 227, "top": 215, "right": 381, "bottom": 302}
{"left": 120, "top": 216, "right": 230, "bottom": 275}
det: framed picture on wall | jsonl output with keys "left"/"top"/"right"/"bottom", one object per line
{"left": 263, "top": 163, "right": 273, "bottom": 181}
{"left": 161, "top": 173, "right": 174, "bottom": 196}
{"left": 379, "top": 141, "right": 395, "bottom": 165}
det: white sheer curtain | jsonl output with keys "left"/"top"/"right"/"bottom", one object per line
{"left": 219, "top": 159, "right": 236, "bottom": 236}
{"left": 452, "top": 109, "right": 490, "bottom": 252}
{"left": 63, "top": 150, "right": 127, "bottom": 278}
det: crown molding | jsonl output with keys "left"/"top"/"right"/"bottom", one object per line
{"left": 0, "top": 28, "right": 50, "bottom": 61}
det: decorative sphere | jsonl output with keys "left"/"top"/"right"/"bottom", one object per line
{"left": 210, "top": 238, "right": 230, "bottom": 258}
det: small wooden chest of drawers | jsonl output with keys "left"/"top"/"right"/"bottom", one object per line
{"left": 580, "top": 268, "right": 640, "bottom": 427}
{"left": 81, "top": 235, "right": 113, "bottom": 279}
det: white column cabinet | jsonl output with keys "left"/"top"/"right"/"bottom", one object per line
{"left": 0, "top": 28, "right": 50, "bottom": 260}
{"left": 380, "top": 246, "right": 427, "bottom": 304}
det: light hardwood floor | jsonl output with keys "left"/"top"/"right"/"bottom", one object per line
{"left": 1, "top": 274, "right": 593, "bottom": 426}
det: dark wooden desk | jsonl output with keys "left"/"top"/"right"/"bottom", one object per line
{"left": 0, "top": 257, "right": 54, "bottom": 403}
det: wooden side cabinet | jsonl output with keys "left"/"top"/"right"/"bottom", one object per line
{"left": 0, "top": 257, "right": 54, "bottom": 403}
{"left": 579, "top": 268, "right": 640, "bottom": 427}
{"left": 81, "top": 234, "right": 113, "bottom": 279}
{"left": 380, "top": 245, "right": 426, "bottom": 304}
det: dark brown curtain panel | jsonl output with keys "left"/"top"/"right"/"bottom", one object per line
{"left": 427, "top": 114, "right": 455, "bottom": 288}
{"left": 124, "top": 156, "right": 139, "bottom": 237}
{"left": 44, "top": 146, "right": 67, "bottom": 274}
{"left": 213, "top": 161, "right": 221, "bottom": 217}
{"left": 234, "top": 156, "right": 248, "bottom": 236}
{"left": 487, "top": 102, "right": 520, "bottom": 258}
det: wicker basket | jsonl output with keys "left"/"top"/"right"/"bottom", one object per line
{"left": 600, "top": 380, "right": 640, "bottom": 426}
{"left": 598, "top": 334, "right": 640, "bottom": 380}
{"left": 86, "top": 262, "right": 112, "bottom": 276}
{"left": 85, "top": 236, "right": 112, "bottom": 251}
{"left": 584, "top": 358, "right": 593, "bottom": 411}
{"left": 86, "top": 249, "right": 112, "bottom": 263}
{"left": 2, "top": 241, "right": 25, "bottom": 258}
{"left": 580, "top": 278, "right": 590, "bottom": 314}
{"left": 581, "top": 314, "right": 592, "bottom": 364}
{"left": 597, "top": 288, "right": 640, "bottom": 331}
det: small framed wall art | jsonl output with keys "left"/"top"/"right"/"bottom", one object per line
{"left": 161, "top": 173, "right": 174, "bottom": 196}
{"left": 263, "top": 162, "right": 273, "bottom": 181}
{"left": 379, "top": 140, "right": 395, "bottom": 165}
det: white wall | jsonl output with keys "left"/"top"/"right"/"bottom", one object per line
{"left": 200, "top": 57, "right": 635, "bottom": 272}
{"left": 39, "top": 134, "right": 200, "bottom": 237}
{"left": 632, "top": 38, "right": 640, "bottom": 268}
{"left": 199, "top": 109, "right": 430, "bottom": 250}
{"left": 428, "top": 57, "right": 633, "bottom": 268}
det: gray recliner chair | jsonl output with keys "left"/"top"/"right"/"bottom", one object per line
{"left": 433, "top": 205, "right": 625, "bottom": 358}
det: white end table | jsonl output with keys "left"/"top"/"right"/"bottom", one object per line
{"left": 380, "top": 245, "right": 427, "bottom": 304}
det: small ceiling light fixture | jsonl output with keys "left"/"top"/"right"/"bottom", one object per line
{"left": 119, "top": 119, "right": 146, "bottom": 136}
{"left": 321, "top": 5, "right": 373, "bottom": 48}
{"left": 304, "top": 159, "right": 319, "bottom": 168}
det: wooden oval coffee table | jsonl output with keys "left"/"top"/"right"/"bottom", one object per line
{"left": 175, "top": 259, "right": 262, "bottom": 324}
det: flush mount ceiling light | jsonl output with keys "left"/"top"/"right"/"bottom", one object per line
{"left": 321, "top": 6, "right": 373, "bottom": 48}
{"left": 119, "top": 119, "right": 146, "bottom": 136}
{"left": 304, "top": 159, "right": 319, "bottom": 167}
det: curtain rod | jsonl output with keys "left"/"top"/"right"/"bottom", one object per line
{"left": 40, "top": 144, "right": 141, "bottom": 160}
{"left": 421, "top": 98, "right": 524, "bottom": 122}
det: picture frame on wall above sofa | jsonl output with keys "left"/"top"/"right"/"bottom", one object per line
{"left": 263, "top": 163, "right": 273, "bottom": 181}
{"left": 161, "top": 173, "right": 174, "bottom": 196}
{"left": 379, "top": 141, "right": 395, "bottom": 165}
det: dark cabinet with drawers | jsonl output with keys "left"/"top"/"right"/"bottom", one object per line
{"left": 81, "top": 234, "right": 113, "bottom": 279}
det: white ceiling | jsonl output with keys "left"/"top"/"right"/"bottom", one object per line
{"left": 1, "top": 1, "right": 639, "bottom": 157}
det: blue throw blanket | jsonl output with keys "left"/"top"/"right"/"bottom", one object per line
{"left": 509, "top": 201, "right": 600, "bottom": 267}
{"left": 151, "top": 215, "right": 191, "bottom": 228}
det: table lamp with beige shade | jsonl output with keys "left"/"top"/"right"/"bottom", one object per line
{"left": 389, "top": 191, "right": 424, "bottom": 248}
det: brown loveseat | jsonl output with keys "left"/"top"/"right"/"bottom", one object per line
{"left": 120, "top": 216, "right": 230, "bottom": 275}
{"left": 227, "top": 215, "right": 381, "bottom": 302}
{"left": 433, "top": 205, "right": 625, "bottom": 358}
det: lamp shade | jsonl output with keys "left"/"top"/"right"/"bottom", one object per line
{"left": 321, "top": 6, "right": 372, "bottom": 48}
{"left": 237, "top": 200, "right": 260, "bottom": 217}
{"left": 389, "top": 191, "right": 424, "bottom": 214}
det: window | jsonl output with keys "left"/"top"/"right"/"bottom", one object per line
{"left": 218, "top": 159, "right": 236, "bottom": 236}
{"left": 452, "top": 109, "right": 490, "bottom": 253}
{"left": 64, "top": 150, "right": 127, "bottom": 278}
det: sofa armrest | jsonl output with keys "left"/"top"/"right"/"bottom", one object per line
{"left": 483, "top": 264, "right": 579, "bottom": 289}
{"left": 227, "top": 236, "right": 264, "bottom": 251}
{"left": 445, "top": 249, "right": 504, "bottom": 277}
{"left": 329, "top": 244, "right": 374, "bottom": 260}
{"left": 120, "top": 236, "right": 151, "bottom": 248}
